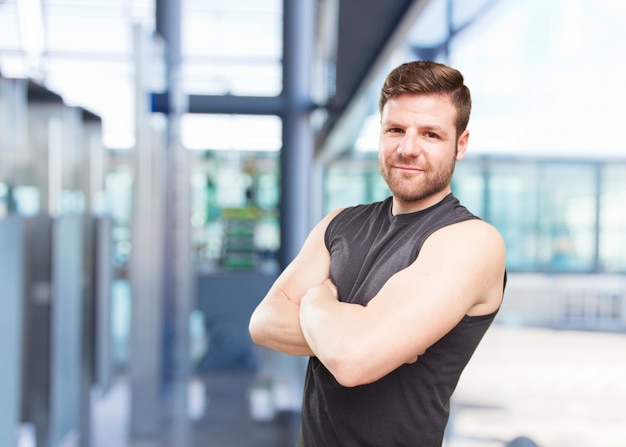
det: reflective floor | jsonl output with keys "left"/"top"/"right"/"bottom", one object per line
{"left": 446, "top": 326, "right": 626, "bottom": 447}
{"left": 90, "top": 325, "right": 626, "bottom": 447}
{"left": 91, "top": 372, "right": 299, "bottom": 447}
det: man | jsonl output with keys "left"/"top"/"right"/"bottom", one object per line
{"left": 249, "top": 60, "right": 507, "bottom": 446}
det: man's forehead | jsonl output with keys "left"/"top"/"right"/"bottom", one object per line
{"left": 382, "top": 94, "right": 457, "bottom": 122}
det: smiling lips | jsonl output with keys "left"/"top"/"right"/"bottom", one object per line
{"left": 394, "top": 164, "right": 425, "bottom": 173}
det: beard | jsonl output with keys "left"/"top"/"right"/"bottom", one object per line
{"left": 378, "top": 148, "right": 457, "bottom": 204}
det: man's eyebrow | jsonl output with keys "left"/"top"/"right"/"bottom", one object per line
{"left": 421, "top": 124, "right": 445, "bottom": 132}
{"left": 421, "top": 124, "right": 454, "bottom": 136}
{"left": 381, "top": 119, "right": 403, "bottom": 127}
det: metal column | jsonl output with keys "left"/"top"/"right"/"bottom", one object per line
{"left": 0, "top": 217, "right": 24, "bottom": 447}
{"left": 280, "top": 0, "right": 317, "bottom": 267}
{"left": 158, "top": 0, "right": 194, "bottom": 444}
{"left": 129, "top": 24, "right": 164, "bottom": 438}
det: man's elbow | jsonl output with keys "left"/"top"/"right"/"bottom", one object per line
{"left": 248, "top": 311, "right": 267, "bottom": 346}
{"left": 248, "top": 325, "right": 261, "bottom": 346}
{"left": 324, "top": 350, "right": 373, "bottom": 388}
{"left": 332, "top": 369, "right": 365, "bottom": 388}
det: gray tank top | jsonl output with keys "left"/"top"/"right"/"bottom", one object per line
{"left": 298, "top": 193, "right": 505, "bottom": 447}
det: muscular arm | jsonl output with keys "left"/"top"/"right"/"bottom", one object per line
{"left": 248, "top": 209, "right": 342, "bottom": 356}
{"left": 299, "top": 219, "right": 506, "bottom": 387}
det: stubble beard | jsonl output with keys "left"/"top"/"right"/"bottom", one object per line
{"left": 378, "top": 150, "right": 457, "bottom": 204}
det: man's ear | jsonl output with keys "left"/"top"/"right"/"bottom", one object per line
{"left": 456, "top": 129, "right": 469, "bottom": 160}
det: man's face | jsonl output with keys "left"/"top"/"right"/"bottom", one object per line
{"left": 378, "top": 93, "right": 469, "bottom": 214}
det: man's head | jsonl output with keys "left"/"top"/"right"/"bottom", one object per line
{"left": 377, "top": 61, "right": 472, "bottom": 214}
{"left": 379, "top": 60, "right": 471, "bottom": 136}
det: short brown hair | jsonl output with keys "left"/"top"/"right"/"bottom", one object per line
{"left": 379, "top": 60, "right": 471, "bottom": 134}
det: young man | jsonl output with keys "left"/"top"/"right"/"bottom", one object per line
{"left": 249, "top": 60, "right": 507, "bottom": 446}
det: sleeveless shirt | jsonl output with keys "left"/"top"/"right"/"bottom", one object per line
{"left": 298, "top": 193, "right": 504, "bottom": 447}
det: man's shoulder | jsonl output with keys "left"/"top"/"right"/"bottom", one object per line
{"left": 433, "top": 218, "right": 504, "bottom": 247}
{"left": 425, "top": 219, "right": 506, "bottom": 284}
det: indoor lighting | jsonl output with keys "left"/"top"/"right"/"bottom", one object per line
{"left": 16, "top": 0, "right": 45, "bottom": 70}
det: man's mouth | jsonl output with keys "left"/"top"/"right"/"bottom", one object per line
{"left": 394, "top": 164, "right": 424, "bottom": 173}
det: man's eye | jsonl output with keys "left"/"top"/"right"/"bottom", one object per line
{"left": 425, "top": 131, "right": 439, "bottom": 139}
{"left": 388, "top": 128, "right": 403, "bottom": 133}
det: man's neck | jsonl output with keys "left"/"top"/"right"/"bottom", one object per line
{"left": 391, "top": 188, "right": 451, "bottom": 215}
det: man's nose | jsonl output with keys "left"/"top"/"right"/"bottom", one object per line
{"left": 398, "top": 132, "right": 422, "bottom": 157}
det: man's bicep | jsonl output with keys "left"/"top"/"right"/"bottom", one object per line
{"left": 364, "top": 222, "right": 505, "bottom": 361}
{"left": 413, "top": 220, "right": 506, "bottom": 317}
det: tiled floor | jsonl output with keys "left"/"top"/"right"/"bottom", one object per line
{"left": 445, "top": 326, "right": 626, "bottom": 447}
{"left": 194, "top": 371, "right": 299, "bottom": 447}
{"left": 92, "top": 326, "right": 626, "bottom": 447}
{"left": 92, "top": 370, "right": 300, "bottom": 447}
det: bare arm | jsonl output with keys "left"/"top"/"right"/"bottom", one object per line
{"left": 299, "top": 219, "right": 506, "bottom": 387}
{"left": 248, "top": 209, "right": 342, "bottom": 356}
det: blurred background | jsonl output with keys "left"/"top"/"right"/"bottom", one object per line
{"left": 1, "top": 0, "right": 625, "bottom": 446}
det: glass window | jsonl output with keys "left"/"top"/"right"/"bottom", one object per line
{"left": 324, "top": 156, "right": 389, "bottom": 213}
{"left": 105, "top": 165, "right": 134, "bottom": 269}
{"left": 486, "top": 160, "right": 540, "bottom": 271}
{"left": 599, "top": 163, "right": 626, "bottom": 272}
{"left": 451, "top": 159, "right": 486, "bottom": 218}
{"left": 191, "top": 150, "right": 280, "bottom": 272}
{"left": 536, "top": 163, "right": 597, "bottom": 272}
{"left": 369, "top": 169, "right": 391, "bottom": 203}
{"left": 325, "top": 164, "right": 369, "bottom": 211}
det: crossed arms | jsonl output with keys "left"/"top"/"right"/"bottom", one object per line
{"left": 248, "top": 209, "right": 506, "bottom": 387}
